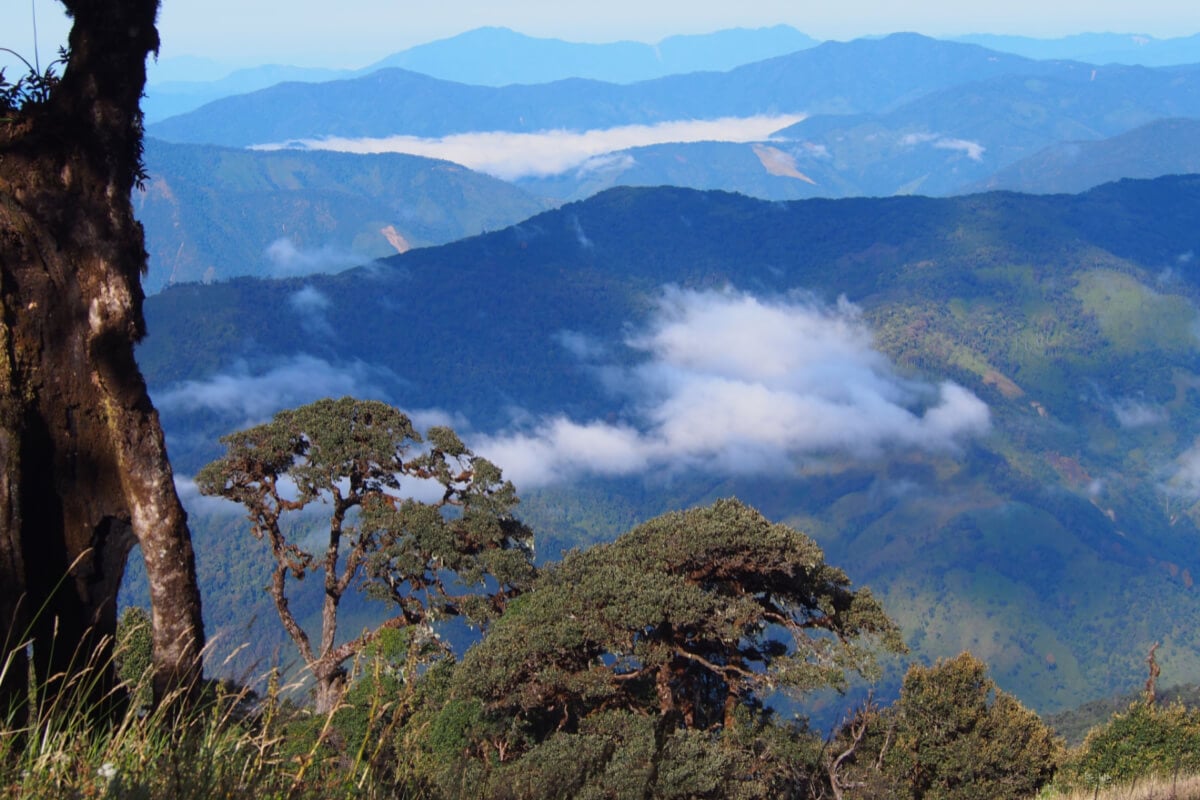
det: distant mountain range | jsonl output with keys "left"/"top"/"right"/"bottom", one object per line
{"left": 953, "top": 32, "right": 1200, "bottom": 66}
{"left": 146, "top": 35, "right": 1052, "bottom": 146}
{"left": 366, "top": 25, "right": 820, "bottom": 86}
{"left": 511, "top": 60, "right": 1200, "bottom": 201}
{"left": 141, "top": 25, "right": 819, "bottom": 122}
{"left": 142, "top": 28, "right": 1200, "bottom": 124}
{"left": 146, "top": 34, "right": 1200, "bottom": 211}
{"left": 144, "top": 65, "right": 352, "bottom": 122}
{"left": 136, "top": 33, "right": 1200, "bottom": 299}
{"left": 513, "top": 140, "right": 850, "bottom": 202}
{"left": 962, "top": 117, "right": 1200, "bottom": 194}
{"left": 137, "top": 177, "right": 1200, "bottom": 713}
{"left": 770, "top": 62, "right": 1200, "bottom": 197}
{"left": 137, "top": 138, "right": 549, "bottom": 293}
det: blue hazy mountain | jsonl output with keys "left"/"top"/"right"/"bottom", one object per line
{"left": 513, "top": 64, "right": 1200, "bottom": 202}
{"left": 364, "top": 25, "right": 820, "bottom": 85}
{"left": 960, "top": 117, "right": 1200, "bottom": 195}
{"left": 768, "top": 63, "right": 1200, "bottom": 196}
{"left": 144, "top": 64, "right": 353, "bottom": 122}
{"left": 136, "top": 138, "right": 550, "bottom": 292}
{"left": 953, "top": 32, "right": 1200, "bottom": 66}
{"left": 514, "top": 140, "right": 851, "bottom": 202}
{"left": 147, "top": 34, "right": 1052, "bottom": 146}
{"left": 141, "top": 25, "right": 819, "bottom": 122}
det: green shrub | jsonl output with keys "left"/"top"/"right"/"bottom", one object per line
{"left": 832, "top": 653, "right": 1062, "bottom": 800}
{"left": 1058, "top": 701, "right": 1200, "bottom": 789}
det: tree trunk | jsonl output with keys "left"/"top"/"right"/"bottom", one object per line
{"left": 0, "top": 0, "right": 204, "bottom": 709}
{"left": 313, "top": 661, "right": 347, "bottom": 716}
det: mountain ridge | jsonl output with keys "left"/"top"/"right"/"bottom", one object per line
{"left": 146, "top": 34, "right": 1051, "bottom": 146}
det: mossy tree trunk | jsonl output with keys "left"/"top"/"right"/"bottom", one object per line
{"left": 0, "top": 0, "right": 204, "bottom": 710}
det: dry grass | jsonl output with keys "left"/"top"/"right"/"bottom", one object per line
{"left": 1039, "top": 774, "right": 1200, "bottom": 800}
{"left": 0, "top": 624, "right": 407, "bottom": 800}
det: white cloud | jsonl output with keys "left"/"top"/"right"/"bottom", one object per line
{"left": 154, "top": 354, "right": 469, "bottom": 440}
{"left": 1113, "top": 398, "right": 1168, "bottom": 428}
{"left": 264, "top": 237, "right": 366, "bottom": 278}
{"left": 574, "top": 152, "right": 636, "bottom": 177}
{"left": 289, "top": 285, "right": 330, "bottom": 312}
{"left": 174, "top": 475, "right": 244, "bottom": 516}
{"left": 253, "top": 114, "right": 806, "bottom": 181}
{"left": 933, "top": 137, "right": 986, "bottom": 161}
{"left": 477, "top": 287, "right": 990, "bottom": 487}
{"left": 900, "top": 131, "right": 986, "bottom": 161}
{"left": 555, "top": 330, "right": 608, "bottom": 361}
{"left": 153, "top": 355, "right": 394, "bottom": 426}
{"left": 1167, "top": 444, "right": 1200, "bottom": 499}
{"left": 569, "top": 214, "right": 593, "bottom": 249}
{"left": 289, "top": 285, "right": 335, "bottom": 337}
{"left": 799, "top": 141, "right": 830, "bottom": 159}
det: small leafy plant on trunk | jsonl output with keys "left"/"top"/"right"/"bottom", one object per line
{"left": 197, "top": 396, "right": 535, "bottom": 713}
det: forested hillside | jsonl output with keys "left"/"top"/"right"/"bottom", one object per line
{"left": 137, "top": 138, "right": 549, "bottom": 291}
{"left": 133, "top": 176, "right": 1200, "bottom": 713}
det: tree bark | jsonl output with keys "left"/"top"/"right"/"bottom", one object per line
{"left": 0, "top": 0, "right": 204, "bottom": 709}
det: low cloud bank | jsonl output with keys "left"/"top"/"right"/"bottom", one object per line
{"left": 254, "top": 115, "right": 806, "bottom": 181}
{"left": 265, "top": 238, "right": 367, "bottom": 278}
{"left": 155, "top": 290, "right": 990, "bottom": 492}
{"left": 154, "top": 355, "right": 395, "bottom": 428}
{"left": 478, "top": 288, "right": 991, "bottom": 487}
{"left": 900, "top": 132, "right": 986, "bottom": 162}
{"left": 1113, "top": 398, "right": 1168, "bottom": 428}
{"left": 1168, "top": 445, "right": 1200, "bottom": 499}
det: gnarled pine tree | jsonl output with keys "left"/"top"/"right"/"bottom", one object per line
{"left": 0, "top": 0, "right": 204, "bottom": 711}
{"left": 437, "top": 499, "right": 904, "bottom": 798}
{"left": 197, "top": 397, "right": 535, "bottom": 713}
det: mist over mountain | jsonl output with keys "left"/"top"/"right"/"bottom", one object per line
{"left": 146, "top": 34, "right": 1200, "bottom": 215}
{"left": 137, "top": 177, "right": 1200, "bottom": 711}
{"left": 509, "top": 63, "right": 1200, "bottom": 202}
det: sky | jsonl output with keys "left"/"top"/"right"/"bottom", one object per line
{"left": 3, "top": 0, "right": 1200, "bottom": 73}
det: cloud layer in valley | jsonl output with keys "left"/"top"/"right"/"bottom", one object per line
{"left": 153, "top": 290, "right": 990, "bottom": 491}
{"left": 256, "top": 115, "right": 806, "bottom": 181}
{"left": 477, "top": 287, "right": 991, "bottom": 487}
{"left": 265, "top": 237, "right": 369, "bottom": 277}
{"left": 153, "top": 355, "right": 396, "bottom": 427}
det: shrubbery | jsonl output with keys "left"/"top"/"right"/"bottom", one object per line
{"left": 1057, "top": 700, "right": 1200, "bottom": 790}
{"left": 830, "top": 653, "right": 1062, "bottom": 800}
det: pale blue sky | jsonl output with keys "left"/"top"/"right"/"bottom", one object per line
{"left": 3, "top": 0, "right": 1200, "bottom": 72}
